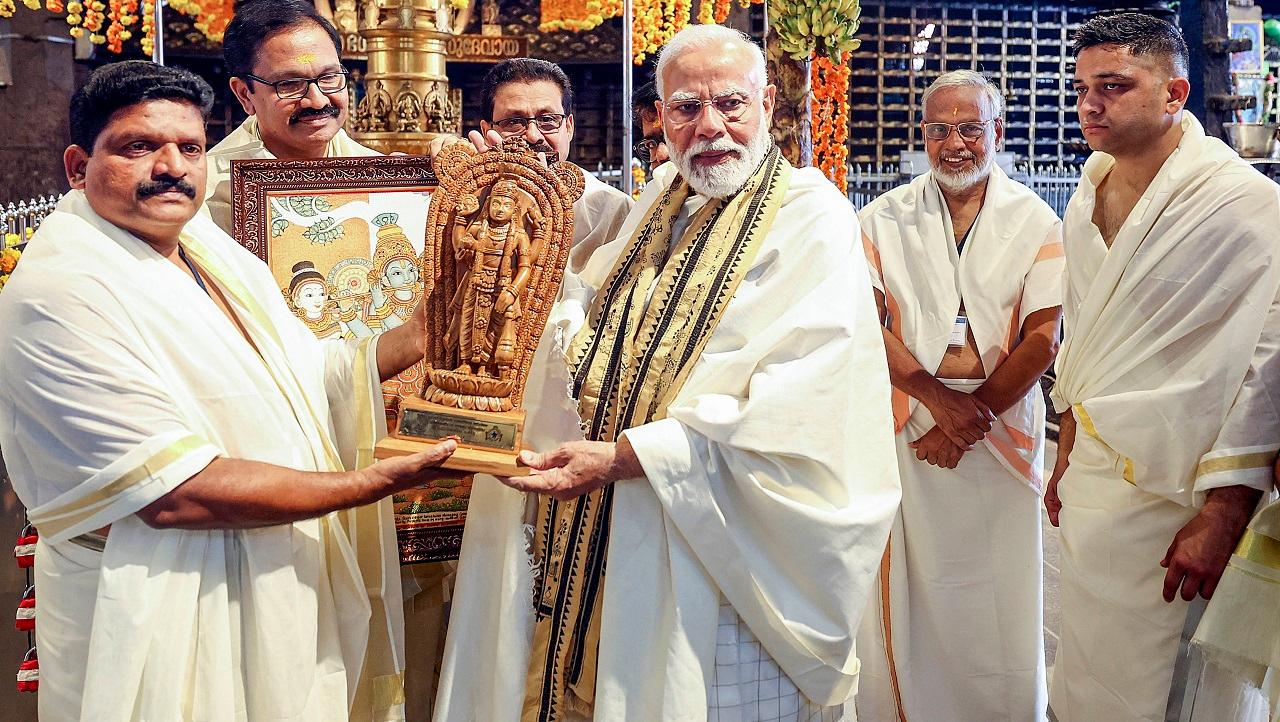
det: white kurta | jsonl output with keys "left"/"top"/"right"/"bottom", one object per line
{"left": 204, "top": 116, "right": 382, "bottom": 236}
{"left": 856, "top": 168, "right": 1062, "bottom": 722}
{"left": 433, "top": 166, "right": 901, "bottom": 721}
{"left": 0, "top": 191, "right": 402, "bottom": 722}
{"left": 1050, "top": 114, "right": 1280, "bottom": 722}
{"left": 564, "top": 171, "right": 633, "bottom": 275}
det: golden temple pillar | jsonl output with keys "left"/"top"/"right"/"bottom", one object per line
{"left": 348, "top": 0, "right": 465, "bottom": 154}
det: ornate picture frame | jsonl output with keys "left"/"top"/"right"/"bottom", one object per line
{"left": 231, "top": 155, "right": 468, "bottom": 564}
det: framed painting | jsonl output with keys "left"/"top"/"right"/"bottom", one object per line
{"left": 1229, "top": 19, "right": 1265, "bottom": 75}
{"left": 231, "top": 155, "right": 469, "bottom": 564}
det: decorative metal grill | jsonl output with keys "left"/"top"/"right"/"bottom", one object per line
{"left": 848, "top": 0, "right": 1095, "bottom": 166}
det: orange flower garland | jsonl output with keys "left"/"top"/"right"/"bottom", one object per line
{"left": 105, "top": 0, "right": 138, "bottom": 53}
{"left": 631, "top": 0, "right": 664, "bottom": 64}
{"left": 167, "top": 0, "right": 233, "bottom": 43}
{"left": 1, "top": 0, "right": 151, "bottom": 52}
{"left": 713, "top": 0, "right": 730, "bottom": 22}
{"left": 83, "top": 0, "right": 106, "bottom": 44}
{"left": 540, "top": 0, "right": 602, "bottom": 31}
{"left": 811, "top": 52, "right": 851, "bottom": 192}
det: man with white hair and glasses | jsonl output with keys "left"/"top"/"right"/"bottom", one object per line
{"left": 855, "top": 69, "right": 1064, "bottom": 722}
{"left": 434, "top": 23, "right": 900, "bottom": 722}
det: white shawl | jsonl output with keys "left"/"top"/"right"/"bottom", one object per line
{"left": 0, "top": 191, "right": 402, "bottom": 721}
{"left": 434, "top": 167, "right": 901, "bottom": 719}
{"left": 860, "top": 165, "right": 1063, "bottom": 493}
{"left": 204, "top": 116, "right": 381, "bottom": 235}
{"left": 1051, "top": 114, "right": 1280, "bottom": 506}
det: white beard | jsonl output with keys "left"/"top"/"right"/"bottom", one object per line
{"left": 930, "top": 148, "right": 995, "bottom": 193}
{"left": 671, "top": 124, "right": 773, "bottom": 199}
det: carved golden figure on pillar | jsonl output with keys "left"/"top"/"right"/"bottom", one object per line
{"left": 375, "top": 137, "right": 584, "bottom": 475}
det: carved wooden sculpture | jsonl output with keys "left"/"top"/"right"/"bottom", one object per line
{"left": 375, "top": 137, "right": 584, "bottom": 475}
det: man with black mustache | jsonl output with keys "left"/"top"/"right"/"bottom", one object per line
{"left": 0, "top": 60, "right": 454, "bottom": 722}
{"left": 203, "top": 0, "right": 378, "bottom": 235}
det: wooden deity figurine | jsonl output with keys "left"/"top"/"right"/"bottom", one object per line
{"left": 374, "top": 137, "right": 584, "bottom": 475}
{"left": 443, "top": 178, "right": 541, "bottom": 401}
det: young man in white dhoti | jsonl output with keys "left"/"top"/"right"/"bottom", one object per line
{"left": 203, "top": 0, "right": 380, "bottom": 235}
{"left": 0, "top": 61, "right": 459, "bottom": 722}
{"left": 1049, "top": 13, "right": 1280, "bottom": 722}
{"left": 432, "top": 24, "right": 901, "bottom": 722}
{"left": 428, "top": 58, "right": 634, "bottom": 274}
{"left": 855, "top": 69, "right": 1062, "bottom": 722}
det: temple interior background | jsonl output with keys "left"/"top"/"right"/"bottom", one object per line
{"left": 2, "top": 0, "right": 1279, "bottom": 719}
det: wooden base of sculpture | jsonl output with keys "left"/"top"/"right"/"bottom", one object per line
{"left": 374, "top": 396, "right": 530, "bottom": 477}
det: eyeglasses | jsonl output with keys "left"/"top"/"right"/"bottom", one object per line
{"left": 662, "top": 88, "right": 764, "bottom": 125}
{"left": 491, "top": 113, "right": 570, "bottom": 136}
{"left": 633, "top": 137, "right": 665, "bottom": 159}
{"left": 243, "top": 70, "right": 350, "bottom": 100}
{"left": 923, "top": 119, "right": 995, "bottom": 141}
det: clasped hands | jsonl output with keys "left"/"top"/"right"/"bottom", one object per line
{"left": 498, "top": 438, "right": 645, "bottom": 501}
{"left": 909, "top": 385, "right": 996, "bottom": 469}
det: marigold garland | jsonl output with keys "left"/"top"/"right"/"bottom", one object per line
{"left": 2, "top": 0, "right": 244, "bottom": 51}
{"left": 105, "top": 0, "right": 139, "bottom": 53}
{"left": 696, "top": 0, "right": 711, "bottom": 25}
{"left": 540, "top": 0, "right": 745, "bottom": 64}
{"left": 167, "top": 0, "right": 232, "bottom": 43}
{"left": 139, "top": 0, "right": 153, "bottom": 56}
{"left": 0, "top": 229, "right": 31, "bottom": 295}
{"left": 811, "top": 51, "right": 851, "bottom": 192}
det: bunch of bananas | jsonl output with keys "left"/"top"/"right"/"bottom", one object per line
{"left": 768, "top": 0, "right": 861, "bottom": 61}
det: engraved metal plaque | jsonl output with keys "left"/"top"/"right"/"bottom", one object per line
{"left": 398, "top": 408, "right": 519, "bottom": 450}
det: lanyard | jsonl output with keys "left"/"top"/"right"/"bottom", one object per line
{"left": 956, "top": 217, "right": 977, "bottom": 256}
{"left": 177, "top": 245, "right": 210, "bottom": 297}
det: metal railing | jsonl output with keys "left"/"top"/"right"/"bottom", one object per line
{"left": 1, "top": 196, "right": 59, "bottom": 242}
{"left": 1018, "top": 164, "right": 1082, "bottom": 219}
{"left": 846, "top": 162, "right": 1083, "bottom": 218}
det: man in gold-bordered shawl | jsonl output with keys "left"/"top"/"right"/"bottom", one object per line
{"left": 433, "top": 24, "right": 900, "bottom": 722}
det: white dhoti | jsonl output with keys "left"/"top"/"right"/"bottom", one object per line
{"left": 1049, "top": 114, "right": 1280, "bottom": 722}
{"left": 857, "top": 380, "right": 1045, "bottom": 722}
{"left": 1052, "top": 432, "right": 1269, "bottom": 722}
{"left": 32, "top": 538, "right": 100, "bottom": 720}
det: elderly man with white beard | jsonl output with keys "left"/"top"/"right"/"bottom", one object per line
{"left": 854, "top": 70, "right": 1064, "bottom": 722}
{"left": 432, "top": 23, "right": 901, "bottom": 722}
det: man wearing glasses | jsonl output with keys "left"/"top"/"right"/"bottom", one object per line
{"left": 203, "top": 0, "right": 378, "bottom": 236}
{"left": 856, "top": 70, "right": 1063, "bottom": 722}
{"left": 436, "top": 24, "right": 898, "bottom": 721}
{"left": 632, "top": 80, "right": 670, "bottom": 170}
{"left": 454, "top": 58, "right": 632, "bottom": 275}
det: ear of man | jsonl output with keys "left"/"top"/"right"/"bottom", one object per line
{"left": 64, "top": 145, "right": 90, "bottom": 189}
{"left": 229, "top": 77, "right": 257, "bottom": 116}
